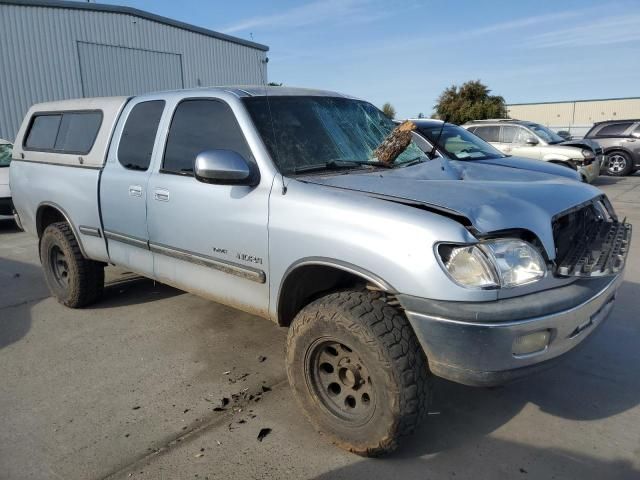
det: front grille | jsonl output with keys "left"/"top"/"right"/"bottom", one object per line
{"left": 554, "top": 202, "right": 632, "bottom": 277}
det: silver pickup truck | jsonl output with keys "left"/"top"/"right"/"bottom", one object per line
{"left": 10, "top": 87, "right": 631, "bottom": 456}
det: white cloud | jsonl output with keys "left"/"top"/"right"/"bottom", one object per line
{"left": 456, "top": 9, "right": 589, "bottom": 39}
{"left": 524, "top": 14, "right": 640, "bottom": 48}
{"left": 221, "top": 0, "right": 374, "bottom": 34}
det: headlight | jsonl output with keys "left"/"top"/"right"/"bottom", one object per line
{"left": 481, "top": 239, "right": 546, "bottom": 287}
{"left": 438, "top": 245, "right": 499, "bottom": 288}
{"left": 581, "top": 148, "right": 595, "bottom": 159}
{"left": 438, "top": 239, "right": 546, "bottom": 289}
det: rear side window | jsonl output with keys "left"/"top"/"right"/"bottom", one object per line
{"left": 162, "top": 99, "right": 252, "bottom": 175}
{"left": 118, "top": 100, "right": 165, "bottom": 171}
{"left": 25, "top": 111, "right": 102, "bottom": 154}
{"left": 596, "top": 122, "right": 633, "bottom": 137}
{"left": 25, "top": 115, "right": 62, "bottom": 150}
{"left": 473, "top": 126, "right": 500, "bottom": 142}
{"left": 54, "top": 112, "right": 102, "bottom": 153}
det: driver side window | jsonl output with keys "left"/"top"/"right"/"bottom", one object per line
{"left": 162, "top": 99, "right": 253, "bottom": 175}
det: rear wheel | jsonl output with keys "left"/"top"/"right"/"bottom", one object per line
{"left": 606, "top": 151, "right": 632, "bottom": 176}
{"left": 40, "top": 222, "right": 104, "bottom": 308}
{"left": 286, "top": 290, "right": 430, "bottom": 456}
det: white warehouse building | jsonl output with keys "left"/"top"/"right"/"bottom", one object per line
{"left": 506, "top": 97, "right": 640, "bottom": 138}
{"left": 0, "top": 0, "right": 269, "bottom": 141}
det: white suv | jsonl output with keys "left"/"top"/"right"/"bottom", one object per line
{"left": 464, "top": 119, "right": 602, "bottom": 183}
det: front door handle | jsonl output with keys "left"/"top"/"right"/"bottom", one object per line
{"left": 154, "top": 189, "right": 170, "bottom": 202}
{"left": 129, "top": 185, "right": 143, "bottom": 197}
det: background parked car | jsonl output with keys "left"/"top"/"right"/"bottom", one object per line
{"left": 464, "top": 119, "right": 602, "bottom": 183}
{"left": 584, "top": 119, "right": 640, "bottom": 176}
{"left": 0, "top": 139, "right": 13, "bottom": 216}
{"left": 402, "top": 119, "right": 581, "bottom": 182}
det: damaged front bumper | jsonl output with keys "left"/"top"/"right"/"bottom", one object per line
{"left": 578, "top": 156, "right": 602, "bottom": 183}
{"left": 400, "top": 273, "right": 623, "bottom": 387}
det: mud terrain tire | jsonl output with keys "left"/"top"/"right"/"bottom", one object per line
{"left": 286, "top": 290, "right": 430, "bottom": 456}
{"left": 40, "top": 222, "right": 104, "bottom": 308}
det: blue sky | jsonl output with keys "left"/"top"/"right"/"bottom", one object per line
{"left": 98, "top": 0, "right": 640, "bottom": 118}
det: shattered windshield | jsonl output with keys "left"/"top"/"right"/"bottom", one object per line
{"left": 416, "top": 124, "right": 505, "bottom": 160}
{"left": 243, "top": 96, "right": 427, "bottom": 174}
{"left": 0, "top": 143, "right": 12, "bottom": 167}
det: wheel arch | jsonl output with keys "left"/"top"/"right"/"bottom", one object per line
{"left": 36, "top": 202, "right": 88, "bottom": 258}
{"left": 276, "top": 257, "right": 396, "bottom": 327}
{"left": 604, "top": 146, "right": 633, "bottom": 157}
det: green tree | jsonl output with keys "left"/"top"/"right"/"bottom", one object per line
{"left": 434, "top": 80, "right": 506, "bottom": 124}
{"left": 381, "top": 102, "right": 396, "bottom": 119}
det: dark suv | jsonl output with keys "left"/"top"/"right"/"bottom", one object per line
{"left": 584, "top": 120, "right": 640, "bottom": 176}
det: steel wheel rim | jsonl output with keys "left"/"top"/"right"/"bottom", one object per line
{"left": 608, "top": 154, "right": 627, "bottom": 174}
{"left": 306, "top": 339, "right": 376, "bottom": 425}
{"left": 50, "top": 245, "right": 70, "bottom": 289}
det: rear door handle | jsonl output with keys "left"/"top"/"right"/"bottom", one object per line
{"left": 154, "top": 189, "right": 170, "bottom": 202}
{"left": 129, "top": 185, "right": 143, "bottom": 197}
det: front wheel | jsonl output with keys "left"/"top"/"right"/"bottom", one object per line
{"left": 606, "top": 152, "right": 632, "bottom": 176}
{"left": 40, "top": 222, "right": 104, "bottom": 308}
{"left": 286, "top": 290, "right": 430, "bottom": 456}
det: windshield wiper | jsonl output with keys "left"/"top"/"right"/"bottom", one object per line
{"left": 398, "top": 156, "right": 426, "bottom": 168}
{"left": 292, "top": 159, "right": 390, "bottom": 174}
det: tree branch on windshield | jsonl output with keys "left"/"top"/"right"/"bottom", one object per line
{"left": 374, "top": 120, "right": 416, "bottom": 166}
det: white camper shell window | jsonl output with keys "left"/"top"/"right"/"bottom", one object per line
{"left": 24, "top": 111, "right": 103, "bottom": 155}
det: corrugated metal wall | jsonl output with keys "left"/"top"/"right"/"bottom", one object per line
{"left": 0, "top": 3, "right": 267, "bottom": 141}
{"left": 507, "top": 98, "right": 640, "bottom": 137}
{"left": 77, "top": 42, "right": 183, "bottom": 97}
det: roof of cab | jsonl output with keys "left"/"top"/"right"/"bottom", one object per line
{"left": 224, "top": 86, "right": 355, "bottom": 98}
{"left": 133, "top": 85, "right": 356, "bottom": 99}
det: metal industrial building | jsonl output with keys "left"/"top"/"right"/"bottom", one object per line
{"left": 507, "top": 97, "right": 640, "bottom": 137}
{"left": 0, "top": 0, "right": 269, "bottom": 141}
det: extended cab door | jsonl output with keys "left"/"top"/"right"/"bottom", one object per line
{"left": 146, "top": 97, "right": 271, "bottom": 317}
{"left": 100, "top": 99, "right": 166, "bottom": 276}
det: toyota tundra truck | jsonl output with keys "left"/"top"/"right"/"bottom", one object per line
{"left": 10, "top": 87, "right": 631, "bottom": 456}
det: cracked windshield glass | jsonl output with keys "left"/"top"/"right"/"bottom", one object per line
{"left": 244, "top": 96, "right": 427, "bottom": 174}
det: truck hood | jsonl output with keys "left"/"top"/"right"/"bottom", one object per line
{"left": 475, "top": 156, "right": 580, "bottom": 180}
{"left": 298, "top": 158, "right": 602, "bottom": 259}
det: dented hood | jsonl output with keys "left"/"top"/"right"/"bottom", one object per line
{"left": 299, "top": 159, "right": 603, "bottom": 258}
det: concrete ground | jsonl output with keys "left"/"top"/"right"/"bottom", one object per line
{"left": 1, "top": 176, "right": 640, "bottom": 480}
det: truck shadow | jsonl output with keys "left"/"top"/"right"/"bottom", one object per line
{"left": 313, "top": 437, "right": 638, "bottom": 479}
{"left": 94, "top": 274, "right": 183, "bottom": 309}
{"left": 0, "top": 217, "right": 20, "bottom": 233}
{"left": 0, "top": 257, "right": 43, "bottom": 349}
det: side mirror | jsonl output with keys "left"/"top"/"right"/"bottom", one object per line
{"left": 194, "top": 149, "right": 258, "bottom": 186}
{"left": 525, "top": 137, "right": 539, "bottom": 145}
